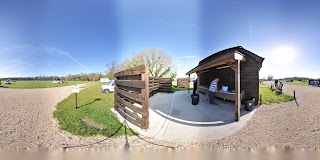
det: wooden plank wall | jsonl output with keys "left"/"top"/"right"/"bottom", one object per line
{"left": 149, "top": 77, "right": 160, "bottom": 96}
{"left": 114, "top": 65, "right": 149, "bottom": 130}
{"left": 240, "top": 56, "right": 260, "bottom": 105}
{"left": 149, "top": 77, "right": 172, "bottom": 95}
{"left": 177, "top": 78, "right": 189, "bottom": 88}
{"left": 159, "top": 78, "right": 172, "bottom": 92}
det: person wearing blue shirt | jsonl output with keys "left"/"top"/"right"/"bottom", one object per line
{"left": 209, "top": 78, "right": 219, "bottom": 105}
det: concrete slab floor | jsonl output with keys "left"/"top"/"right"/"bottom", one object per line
{"left": 114, "top": 90, "right": 257, "bottom": 143}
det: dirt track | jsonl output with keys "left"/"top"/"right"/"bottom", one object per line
{"left": 1, "top": 83, "right": 320, "bottom": 149}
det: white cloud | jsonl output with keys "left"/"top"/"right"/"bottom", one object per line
{"left": 0, "top": 45, "right": 89, "bottom": 78}
{"left": 44, "top": 47, "right": 89, "bottom": 72}
{"left": 173, "top": 55, "right": 197, "bottom": 60}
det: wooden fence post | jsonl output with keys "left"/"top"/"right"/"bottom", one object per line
{"left": 294, "top": 90, "right": 296, "bottom": 100}
{"left": 260, "top": 95, "right": 262, "bottom": 105}
{"left": 141, "top": 66, "right": 149, "bottom": 130}
{"left": 75, "top": 93, "right": 77, "bottom": 110}
{"left": 188, "top": 75, "right": 190, "bottom": 94}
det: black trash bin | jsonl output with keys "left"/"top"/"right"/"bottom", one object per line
{"left": 191, "top": 94, "right": 199, "bottom": 105}
{"left": 244, "top": 97, "right": 255, "bottom": 111}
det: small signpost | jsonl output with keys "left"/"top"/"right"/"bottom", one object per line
{"left": 72, "top": 85, "right": 80, "bottom": 109}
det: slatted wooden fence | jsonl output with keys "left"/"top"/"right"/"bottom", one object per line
{"left": 159, "top": 78, "right": 172, "bottom": 92}
{"left": 149, "top": 77, "right": 160, "bottom": 96}
{"left": 149, "top": 77, "right": 172, "bottom": 95}
{"left": 114, "top": 65, "right": 174, "bottom": 130}
{"left": 114, "top": 65, "right": 149, "bottom": 130}
{"left": 177, "top": 78, "right": 189, "bottom": 88}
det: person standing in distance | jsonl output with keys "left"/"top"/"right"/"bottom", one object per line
{"left": 209, "top": 78, "right": 219, "bottom": 105}
{"left": 193, "top": 78, "right": 198, "bottom": 95}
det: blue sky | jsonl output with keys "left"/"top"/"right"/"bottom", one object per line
{"left": 0, "top": 0, "right": 320, "bottom": 78}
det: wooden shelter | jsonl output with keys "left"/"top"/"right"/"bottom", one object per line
{"left": 186, "top": 46, "right": 264, "bottom": 121}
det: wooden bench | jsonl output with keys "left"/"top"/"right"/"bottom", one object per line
{"left": 199, "top": 85, "right": 210, "bottom": 95}
{"left": 198, "top": 85, "right": 245, "bottom": 102}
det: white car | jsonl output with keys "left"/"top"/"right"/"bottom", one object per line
{"left": 53, "top": 80, "right": 61, "bottom": 84}
{"left": 5, "top": 80, "right": 11, "bottom": 84}
{"left": 101, "top": 80, "right": 115, "bottom": 94}
{"left": 99, "top": 78, "right": 110, "bottom": 83}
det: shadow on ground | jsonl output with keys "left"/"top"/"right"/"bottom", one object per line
{"left": 150, "top": 91, "right": 252, "bottom": 127}
{"left": 77, "top": 98, "right": 101, "bottom": 108}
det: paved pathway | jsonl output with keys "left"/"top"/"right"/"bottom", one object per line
{"left": 121, "top": 90, "right": 256, "bottom": 142}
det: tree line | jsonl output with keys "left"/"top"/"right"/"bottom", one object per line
{"left": 1, "top": 72, "right": 105, "bottom": 81}
{"left": 2, "top": 48, "right": 178, "bottom": 81}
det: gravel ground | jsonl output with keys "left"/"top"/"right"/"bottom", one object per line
{"left": 1, "top": 83, "right": 320, "bottom": 150}
{"left": 199, "top": 83, "right": 320, "bottom": 149}
{"left": 0, "top": 85, "right": 184, "bottom": 150}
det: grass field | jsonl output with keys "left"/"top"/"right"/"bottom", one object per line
{"left": 282, "top": 80, "right": 309, "bottom": 86}
{"left": 53, "top": 82, "right": 132, "bottom": 137}
{"left": 0, "top": 80, "right": 89, "bottom": 89}
{"left": 172, "top": 85, "right": 193, "bottom": 92}
{"left": 259, "top": 84, "right": 294, "bottom": 105}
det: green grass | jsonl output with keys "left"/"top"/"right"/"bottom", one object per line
{"left": 259, "top": 84, "right": 268, "bottom": 88}
{"left": 172, "top": 85, "right": 193, "bottom": 93}
{"left": 282, "top": 80, "right": 309, "bottom": 86}
{"left": 0, "top": 80, "right": 89, "bottom": 88}
{"left": 259, "top": 84, "right": 294, "bottom": 105}
{"left": 53, "top": 82, "right": 132, "bottom": 137}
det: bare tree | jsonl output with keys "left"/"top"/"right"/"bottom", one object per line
{"left": 105, "top": 60, "right": 118, "bottom": 80}
{"left": 170, "top": 72, "right": 177, "bottom": 79}
{"left": 119, "top": 48, "right": 177, "bottom": 78}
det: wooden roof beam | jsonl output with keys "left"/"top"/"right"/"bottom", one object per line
{"left": 226, "top": 62, "right": 236, "bottom": 71}
{"left": 186, "top": 51, "right": 246, "bottom": 75}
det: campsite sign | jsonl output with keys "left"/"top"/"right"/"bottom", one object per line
{"left": 71, "top": 85, "right": 79, "bottom": 93}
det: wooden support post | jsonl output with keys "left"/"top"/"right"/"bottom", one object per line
{"left": 260, "top": 95, "right": 262, "bottom": 105}
{"left": 141, "top": 67, "right": 149, "bottom": 130}
{"left": 235, "top": 60, "right": 240, "bottom": 121}
{"left": 75, "top": 93, "right": 77, "bottom": 110}
{"left": 196, "top": 72, "right": 200, "bottom": 94}
{"left": 294, "top": 90, "right": 296, "bottom": 100}
{"left": 188, "top": 74, "right": 190, "bottom": 94}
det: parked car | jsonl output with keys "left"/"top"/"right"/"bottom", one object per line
{"left": 99, "top": 78, "right": 110, "bottom": 83}
{"left": 5, "top": 80, "right": 11, "bottom": 84}
{"left": 53, "top": 80, "right": 61, "bottom": 84}
{"left": 100, "top": 80, "right": 115, "bottom": 94}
